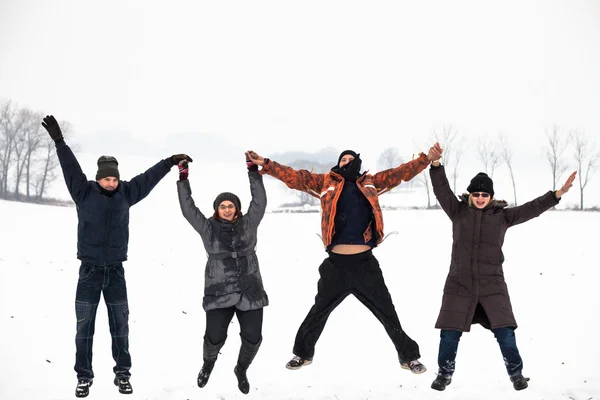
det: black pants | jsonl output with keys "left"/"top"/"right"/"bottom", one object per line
{"left": 293, "top": 250, "right": 420, "bottom": 363}
{"left": 74, "top": 263, "right": 131, "bottom": 381}
{"left": 203, "top": 307, "right": 263, "bottom": 368}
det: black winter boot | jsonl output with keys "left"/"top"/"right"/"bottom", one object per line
{"left": 198, "top": 337, "right": 226, "bottom": 388}
{"left": 234, "top": 337, "right": 262, "bottom": 394}
{"left": 431, "top": 374, "right": 452, "bottom": 391}
{"left": 113, "top": 377, "right": 133, "bottom": 394}
{"left": 197, "top": 360, "right": 215, "bottom": 388}
{"left": 75, "top": 379, "right": 93, "bottom": 398}
{"left": 510, "top": 374, "right": 530, "bottom": 391}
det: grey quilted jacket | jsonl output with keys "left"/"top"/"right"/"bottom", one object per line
{"left": 177, "top": 170, "right": 269, "bottom": 311}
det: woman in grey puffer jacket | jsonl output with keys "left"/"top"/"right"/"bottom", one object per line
{"left": 176, "top": 152, "right": 268, "bottom": 395}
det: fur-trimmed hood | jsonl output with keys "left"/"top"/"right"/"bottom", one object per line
{"left": 459, "top": 193, "right": 509, "bottom": 209}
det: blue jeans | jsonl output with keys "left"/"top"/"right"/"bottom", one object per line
{"left": 438, "top": 327, "right": 523, "bottom": 378}
{"left": 74, "top": 262, "right": 131, "bottom": 380}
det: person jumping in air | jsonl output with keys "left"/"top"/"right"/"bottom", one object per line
{"left": 246, "top": 145, "right": 441, "bottom": 375}
{"left": 41, "top": 115, "right": 192, "bottom": 398}
{"left": 428, "top": 142, "right": 577, "bottom": 391}
{"left": 176, "top": 152, "right": 268, "bottom": 395}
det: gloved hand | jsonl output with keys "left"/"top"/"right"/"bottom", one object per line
{"left": 245, "top": 151, "right": 259, "bottom": 171}
{"left": 178, "top": 161, "right": 189, "bottom": 181}
{"left": 170, "top": 154, "right": 193, "bottom": 166}
{"left": 246, "top": 158, "right": 258, "bottom": 171}
{"left": 41, "top": 115, "right": 64, "bottom": 142}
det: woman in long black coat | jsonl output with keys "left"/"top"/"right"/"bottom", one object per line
{"left": 428, "top": 143, "right": 576, "bottom": 392}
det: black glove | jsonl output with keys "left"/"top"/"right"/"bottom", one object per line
{"left": 41, "top": 115, "right": 64, "bottom": 142}
{"left": 170, "top": 154, "right": 193, "bottom": 166}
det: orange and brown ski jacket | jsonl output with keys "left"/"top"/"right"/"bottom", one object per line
{"left": 259, "top": 153, "right": 430, "bottom": 249}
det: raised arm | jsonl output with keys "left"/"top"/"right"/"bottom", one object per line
{"left": 504, "top": 171, "right": 576, "bottom": 227}
{"left": 125, "top": 154, "right": 192, "bottom": 206}
{"left": 372, "top": 143, "right": 441, "bottom": 193}
{"left": 430, "top": 163, "right": 462, "bottom": 220}
{"left": 245, "top": 153, "right": 267, "bottom": 226}
{"left": 42, "top": 115, "right": 90, "bottom": 204}
{"left": 372, "top": 153, "right": 430, "bottom": 192}
{"left": 176, "top": 163, "right": 210, "bottom": 237}
{"left": 247, "top": 150, "right": 325, "bottom": 198}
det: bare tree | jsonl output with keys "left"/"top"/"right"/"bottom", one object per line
{"left": 499, "top": 133, "right": 517, "bottom": 205}
{"left": 418, "top": 172, "right": 433, "bottom": 208}
{"left": 545, "top": 126, "right": 569, "bottom": 190}
{"left": 0, "top": 101, "right": 20, "bottom": 196}
{"left": 294, "top": 190, "right": 319, "bottom": 207}
{"left": 477, "top": 136, "right": 502, "bottom": 178}
{"left": 430, "top": 125, "right": 466, "bottom": 193}
{"left": 571, "top": 131, "right": 600, "bottom": 210}
{"left": 23, "top": 112, "right": 45, "bottom": 199}
{"left": 13, "top": 108, "right": 39, "bottom": 199}
{"left": 377, "top": 148, "right": 403, "bottom": 170}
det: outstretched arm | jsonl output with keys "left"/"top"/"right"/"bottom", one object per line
{"left": 42, "top": 115, "right": 89, "bottom": 203}
{"left": 372, "top": 143, "right": 441, "bottom": 193}
{"left": 247, "top": 150, "right": 325, "bottom": 198}
{"left": 126, "top": 154, "right": 193, "bottom": 206}
{"left": 430, "top": 162, "right": 463, "bottom": 220}
{"left": 504, "top": 171, "right": 576, "bottom": 227}
{"left": 245, "top": 152, "right": 267, "bottom": 226}
{"left": 177, "top": 163, "right": 210, "bottom": 236}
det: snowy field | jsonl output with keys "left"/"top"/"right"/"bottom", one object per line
{"left": 1, "top": 171, "right": 599, "bottom": 400}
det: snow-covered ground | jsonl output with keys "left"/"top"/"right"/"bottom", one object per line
{"left": 1, "top": 167, "right": 598, "bottom": 400}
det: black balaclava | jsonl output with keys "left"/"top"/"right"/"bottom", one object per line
{"left": 333, "top": 150, "right": 362, "bottom": 182}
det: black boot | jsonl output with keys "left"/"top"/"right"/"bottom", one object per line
{"left": 510, "top": 374, "right": 530, "bottom": 391}
{"left": 431, "top": 374, "right": 452, "bottom": 391}
{"left": 198, "top": 337, "right": 226, "bottom": 388}
{"left": 234, "top": 364, "right": 250, "bottom": 394}
{"left": 234, "top": 337, "right": 262, "bottom": 395}
{"left": 113, "top": 377, "right": 133, "bottom": 394}
{"left": 197, "top": 360, "right": 215, "bottom": 388}
{"left": 75, "top": 379, "right": 93, "bottom": 398}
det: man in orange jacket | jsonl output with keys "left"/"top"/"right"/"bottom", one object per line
{"left": 247, "top": 144, "right": 442, "bottom": 374}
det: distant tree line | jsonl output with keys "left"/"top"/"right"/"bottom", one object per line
{"left": 0, "top": 100, "right": 73, "bottom": 203}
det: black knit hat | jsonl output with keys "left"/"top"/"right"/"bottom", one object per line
{"left": 95, "top": 156, "right": 120, "bottom": 180}
{"left": 213, "top": 192, "right": 241, "bottom": 211}
{"left": 467, "top": 172, "right": 494, "bottom": 196}
{"left": 338, "top": 150, "right": 358, "bottom": 166}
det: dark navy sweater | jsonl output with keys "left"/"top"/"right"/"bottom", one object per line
{"left": 328, "top": 181, "right": 375, "bottom": 250}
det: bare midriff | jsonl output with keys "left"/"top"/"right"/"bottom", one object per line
{"left": 329, "top": 244, "right": 371, "bottom": 255}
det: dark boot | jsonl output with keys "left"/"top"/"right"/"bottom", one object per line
{"left": 113, "top": 377, "right": 133, "bottom": 394}
{"left": 234, "top": 337, "right": 262, "bottom": 394}
{"left": 431, "top": 374, "right": 452, "bottom": 391}
{"left": 198, "top": 337, "right": 226, "bottom": 388}
{"left": 197, "top": 360, "right": 215, "bottom": 388}
{"left": 75, "top": 379, "right": 93, "bottom": 398}
{"left": 510, "top": 374, "right": 530, "bottom": 391}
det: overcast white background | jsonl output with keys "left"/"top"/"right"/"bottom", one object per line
{"left": 1, "top": 0, "right": 599, "bottom": 204}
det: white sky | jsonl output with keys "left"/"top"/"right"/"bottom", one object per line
{"left": 1, "top": 0, "right": 600, "bottom": 202}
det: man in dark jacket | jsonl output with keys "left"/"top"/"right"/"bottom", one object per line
{"left": 42, "top": 115, "right": 192, "bottom": 398}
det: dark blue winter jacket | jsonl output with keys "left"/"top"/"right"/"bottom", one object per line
{"left": 56, "top": 141, "right": 172, "bottom": 266}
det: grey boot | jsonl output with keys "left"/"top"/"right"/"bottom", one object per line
{"left": 234, "top": 337, "right": 262, "bottom": 395}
